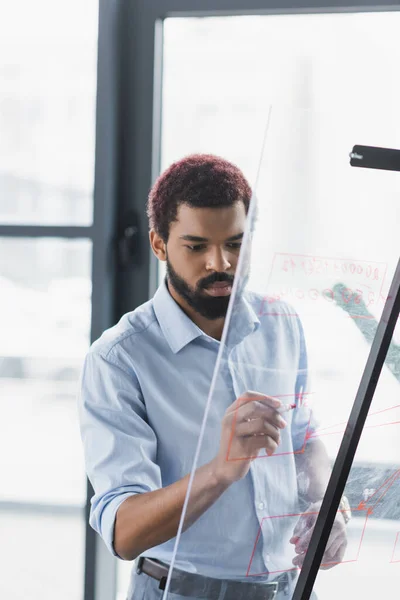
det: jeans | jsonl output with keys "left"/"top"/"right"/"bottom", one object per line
{"left": 127, "top": 570, "right": 318, "bottom": 600}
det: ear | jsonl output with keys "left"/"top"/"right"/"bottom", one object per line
{"left": 149, "top": 229, "right": 167, "bottom": 261}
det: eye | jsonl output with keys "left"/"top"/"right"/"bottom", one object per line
{"left": 226, "top": 242, "right": 242, "bottom": 250}
{"left": 185, "top": 245, "right": 206, "bottom": 252}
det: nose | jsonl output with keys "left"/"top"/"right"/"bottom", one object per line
{"left": 206, "top": 247, "right": 231, "bottom": 272}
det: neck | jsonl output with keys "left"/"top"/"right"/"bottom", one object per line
{"left": 166, "top": 280, "right": 225, "bottom": 341}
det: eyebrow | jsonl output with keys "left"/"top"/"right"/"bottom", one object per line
{"left": 179, "top": 233, "right": 244, "bottom": 243}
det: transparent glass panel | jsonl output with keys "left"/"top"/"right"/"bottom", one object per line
{"left": 315, "top": 330, "right": 400, "bottom": 599}
{"left": 0, "top": 0, "right": 98, "bottom": 225}
{"left": 147, "top": 11, "right": 400, "bottom": 600}
{"left": 0, "top": 508, "right": 85, "bottom": 600}
{"left": 161, "top": 10, "right": 400, "bottom": 246}
{"left": 0, "top": 237, "right": 91, "bottom": 599}
{"left": 161, "top": 101, "right": 400, "bottom": 600}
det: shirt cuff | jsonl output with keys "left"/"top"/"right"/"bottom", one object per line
{"left": 92, "top": 491, "right": 137, "bottom": 557}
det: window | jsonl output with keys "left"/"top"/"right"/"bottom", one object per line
{"left": 0, "top": 2, "right": 98, "bottom": 599}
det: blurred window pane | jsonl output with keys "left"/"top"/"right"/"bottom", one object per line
{"left": 0, "top": 508, "right": 85, "bottom": 600}
{"left": 0, "top": 0, "right": 98, "bottom": 225}
{"left": 162, "top": 13, "right": 400, "bottom": 181}
{"left": 0, "top": 237, "right": 91, "bottom": 504}
{"left": 0, "top": 237, "right": 92, "bottom": 600}
{"left": 118, "top": 561, "right": 134, "bottom": 600}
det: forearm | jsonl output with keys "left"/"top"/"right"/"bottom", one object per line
{"left": 295, "top": 439, "right": 331, "bottom": 502}
{"left": 114, "top": 459, "right": 230, "bottom": 561}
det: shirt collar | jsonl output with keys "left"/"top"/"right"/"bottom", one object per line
{"left": 227, "top": 294, "right": 260, "bottom": 346}
{"left": 153, "top": 280, "right": 204, "bottom": 354}
{"left": 153, "top": 279, "right": 260, "bottom": 354}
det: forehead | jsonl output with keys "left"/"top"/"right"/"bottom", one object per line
{"left": 170, "top": 202, "right": 246, "bottom": 238}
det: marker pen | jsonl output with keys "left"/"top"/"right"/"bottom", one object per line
{"left": 277, "top": 403, "right": 296, "bottom": 414}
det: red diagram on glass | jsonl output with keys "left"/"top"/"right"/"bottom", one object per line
{"left": 308, "top": 404, "right": 400, "bottom": 442}
{"left": 258, "top": 252, "right": 388, "bottom": 320}
{"left": 390, "top": 532, "right": 400, "bottom": 563}
{"left": 226, "top": 392, "right": 313, "bottom": 462}
{"left": 246, "top": 463, "right": 400, "bottom": 576}
{"left": 246, "top": 508, "right": 367, "bottom": 577}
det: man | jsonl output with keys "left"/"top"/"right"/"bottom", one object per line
{"left": 78, "top": 154, "right": 348, "bottom": 600}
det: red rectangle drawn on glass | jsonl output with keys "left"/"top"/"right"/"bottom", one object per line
{"left": 246, "top": 508, "right": 369, "bottom": 577}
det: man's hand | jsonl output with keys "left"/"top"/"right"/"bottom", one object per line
{"left": 290, "top": 501, "right": 348, "bottom": 569}
{"left": 211, "top": 391, "right": 287, "bottom": 486}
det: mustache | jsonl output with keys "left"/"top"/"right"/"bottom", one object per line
{"left": 198, "top": 272, "right": 235, "bottom": 289}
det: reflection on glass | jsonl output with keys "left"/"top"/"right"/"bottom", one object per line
{"left": 162, "top": 104, "right": 400, "bottom": 599}
{"left": 0, "top": 0, "right": 98, "bottom": 225}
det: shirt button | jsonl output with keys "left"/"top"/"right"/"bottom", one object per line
{"left": 258, "top": 502, "right": 265, "bottom": 510}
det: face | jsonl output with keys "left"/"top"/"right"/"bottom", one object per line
{"left": 151, "top": 202, "right": 247, "bottom": 320}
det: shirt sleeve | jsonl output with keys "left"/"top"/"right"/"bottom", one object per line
{"left": 291, "top": 315, "right": 318, "bottom": 450}
{"left": 77, "top": 348, "right": 162, "bottom": 557}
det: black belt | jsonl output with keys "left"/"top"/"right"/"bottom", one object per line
{"left": 137, "top": 557, "right": 295, "bottom": 599}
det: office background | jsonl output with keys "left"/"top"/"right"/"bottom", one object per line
{"left": 1, "top": 1, "right": 400, "bottom": 599}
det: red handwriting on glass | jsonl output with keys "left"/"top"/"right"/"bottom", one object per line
{"left": 280, "top": 255, "right": 382, "bottom": 282}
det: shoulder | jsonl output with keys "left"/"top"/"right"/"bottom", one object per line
{"left": 89, "top": 298, "right": 158, "bottom": 362}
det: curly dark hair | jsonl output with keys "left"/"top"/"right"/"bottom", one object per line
{"left": 147, "top": 154, "right": 252, "bottom": 242}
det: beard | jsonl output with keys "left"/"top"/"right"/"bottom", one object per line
{"left": 166, "top": 257, "right": 235, "bottom": 320}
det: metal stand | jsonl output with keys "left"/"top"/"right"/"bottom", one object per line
{"left": 292, "top": 145, "right": 400, "bottom": 599}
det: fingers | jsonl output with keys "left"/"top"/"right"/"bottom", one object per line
{"left": 236, "top": 400, "right": 287, "bottom": 431}
{"left": 294, "top": 525, "right": 315, "bottom": 555}
{"left": 239, "top": 429, "right": 280, "bottom": 457}
{"left": 292, "top": 552, "right": 305, "bottom": 568}
{"left": 325, "top": 533, "right": 345, "bottom": 561}
{"left": 320, "top": 541, "right": 347, "bottom": 569}
{"left": 235, "top": 418, "right": 282, "bottom": 444}
{"left": 294, "top": 523, "right": 337, "bottom": 557}
{"left": 322, "top": 525, "right": 347, "bottom": 566}
{"left": 244, "top": 391, "right": 281, "bottom": 408}
{"left": 291, "top": 512, "right": 316, "bottom": 541}
{"left": 224, "top": 392, "right": 287, "bottom": 458}
{"left": 232, "top": 400, "right": 287, "bottom": 457}
{"left": 226, "top": 391, "right": 281, "bottom": 415}
{"left": 291, "top": 517, "right": 347, "bottom": 569}
{"left": 290, "top": 514, "right": 315, "bottom": 568}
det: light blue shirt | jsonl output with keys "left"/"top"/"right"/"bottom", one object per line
{"left": 78, "top": 280, "right": 315, "bottom": 580}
